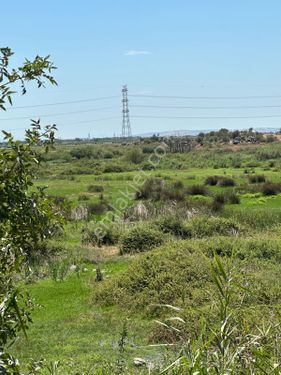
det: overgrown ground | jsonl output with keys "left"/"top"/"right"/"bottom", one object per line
{"left": 15, "top": 259, "right": 159, "bottom": 372}
{"left": 12, "top": 139, "right": 281, "bottom": 373}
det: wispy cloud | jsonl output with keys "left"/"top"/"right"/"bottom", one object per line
{"left": 123, "top": 50, "right": 151, "bottom": 56}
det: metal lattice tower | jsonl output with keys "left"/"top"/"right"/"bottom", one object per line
{"left": 122, "top": 85, "right": 132, "bottom": 137}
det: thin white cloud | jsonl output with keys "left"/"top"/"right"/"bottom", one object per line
{"left": 124, "top": 50, "right": 151, "bottom": 56}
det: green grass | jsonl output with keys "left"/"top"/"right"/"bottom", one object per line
{"left": 17, "top": 141, "right": 281, "bottom": 372}
{"left": 13, "top": 260, "right": 156, "bottom": 373}
{"left": 35, "top": 167, "right": 281, "bottom": 215}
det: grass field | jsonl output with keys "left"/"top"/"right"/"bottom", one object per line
{"left": 11, "top": 140, "right": 281, "bottom": 373}
{"left": 14, "top": 258, "right": 162, "bottom": 373}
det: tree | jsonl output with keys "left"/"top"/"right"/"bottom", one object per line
{"left": 0, "top": 47, "right": 59, "bottom": 373}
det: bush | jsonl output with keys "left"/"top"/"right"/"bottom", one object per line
{"left": 213, "top": 192, "right": 240, "bottom": 205}
{"left": 228, "top": 192, "right": 240, "bottom": 204}
{"left": 49, "top": 259, "right": 70, "bottom": 281}
{"left": 217, "top": 176, "right": 235, "bottom": 187}
{"left": 213, "top": 193, "right": 226, "bottom": 205}
{"left": 136, "top": 178, "right": 186, "bottom": 202}
{"left": 224, "top": 208, "right": 281, "bottom": 230}
{"left": 78, "top": 194, "right": 90, "bottom": 201}
{"left": 142, "top": 163, "right": 156, "bottom": 171}
{"left": 82, "top": 224, "right": 120, "bottom": 246}
{"left": 186, "top": 215, "right": 243, "bottom": 238}
{"left": 70, "top": 147, "right": 93, "bottom": 159}
{"left": 48, "top": 195, "right": 72, "bottom": 219}
{"left": 205, "top": 175, "right": 235, "bottom": 187}
{"left": 142, "top": 146, "right": 154, "bottom": 154}
{"left": 161, "top": 188, "right": 186, "bottom": 201}
{"left": 94, "top": 242, "right": 211, "bottom": 313}
{"left": 103, "top": 164, "right": 125, "bottom": 173}
{"left": 87, "top": 202, "right": 109, "bottom": 215}
{"left": 27, "top": 242, "right": 64, "bottom": 264}
{"left": 157, "top": 216, "right": 191, "bottom": 238}
{"left": 125, "top": 148, "right": 144, "bottom": 164}
{"left": 199, "top": 236, "right": 281, "bottom": 263}
{"left": 136, "top": 178, "right": 163, "bottom": 200}
{"left": 120, "top": 225, "right": 164, "bottom": 254}
{"left": 87, "top": 184, "right": 104, "bottom": 193}
{"left": 103, "top": 151, "right": 113, "bottom": 159}
{"left": 205, "top": 175, "right": 220, "bottom": 186}
{"left": 211, "top": 199, "right": 225, "bottom": 212}
{"left": 248, "top": 174, "right": 266, "bottom": 183}
{"left": 172, "top": 180, "right": 184, "bottom": 190}
{"left": 188, "top": 184, "right": 209, "bottom": 196}
{"left": 261, "top": 182, "right": 281, "bottom": 196}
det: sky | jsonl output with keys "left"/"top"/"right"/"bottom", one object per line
{"left": 2, "top": 0, "right": 281, "bottom": 138}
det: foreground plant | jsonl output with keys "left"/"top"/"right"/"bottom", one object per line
{"left": 0, "top": 47, "right": 59, "bottom": 374}
{"left": 159, "top": 255, "right": 281, "bottom": 374}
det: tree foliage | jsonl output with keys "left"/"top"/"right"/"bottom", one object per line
{"left": 0, "top": 47, "right": 59, "bottom": 373}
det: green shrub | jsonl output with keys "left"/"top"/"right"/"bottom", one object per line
{"left": 157, "top": 216, "right": 191, "bottom": 238}
{"left": 142, "top": 146, "right": 154, "bottom": 154}
{"left": 205, "top": 175, "right": 220, "bottom": 186}
{"left": 186, "top": 215, "right": 243, "bottom": 238}
{"left": 87, "top": 184, "right": 104, "bottom": 193}
{"left": 120, "top": 225, "right": 164, "bottom": 254}
{"left": 261, "top": 182, "right": 281, "bottom": 196}
{"left": 27, "top": 242, "right": 64, "bottom": 265}
{"left": 49, "top": 259, "right": 70, "bottom": 282}
{"left": 199, "top": 235, "right": 281, "bottom": 263}
{"left": 125, "top": 148, "right": 144, "bottom": 164}
{"left": 213, "top": 192, "right": 240, "bottom": 205}
{"left": 248, "top": 174, "right": 266, "bottom": 183}
{"left": 142, "top": 163, "right": 156, "bottom": 170}
{"left": 228, "top": 192, "right": 240, "bottom": 204}
{"left": 224, "top": 208, "right": 281, "bottom": 230}
{"left": 135, "top": 178, "right": 163, "bottom": 200}
{"left": 94, "top": 242, "right": 211, "bottom": 313}
{"left": 87, "top": 202, "right": 109, "bottom": 215}
{"left": 48, "top": 195, "right": 72, "bottom": 219}
{"left": 78, "top": 193, "right": 90, "bottom": 201}
{"left": 217, "top": 176, "right": 235, "bottom": 187}
{"left": 213, "top": 193, "right": 226, "bottom": 205}
{"left": 70, "top": 147, "right": 93, "bottom": 159}
{"left": 188, "top": 184, "right": 209, "bottom": 196}
{"left": 82, "top": 225, "right": 120, "bottom": 246}
{"left": 211, "top": 199, "right": 225, "bottom": 212}
{"left": 172, "top": 180, "right": 184, "bottom": 190}
{"left": 103, "top": 164, "right": 125, "bottom": 173}
{"left": 205, "top": 175, "right": 235, "bottom": 187}
{"left": 135, "top": 178, "right": 185, "bottom": 201}
{"left": 161, "top": 188, "right": 186, "bottom": 201}
{"left": 103, "top": 151, "right": 114, "bottom": 159}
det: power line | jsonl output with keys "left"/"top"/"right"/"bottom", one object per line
{"left": 6, "top": 116, "right": 120, "bottom": 132}
{"left": 0, "top": 106, "right": 117, "bottom": 121}
{"left": 7, "top": 95, "right": 119, "bottom": 110}
{"left": 67, "top": 116, "right": 119, "bottom": 125}
{"left": 132, "top": 114, "right": 281, "bottom": 119}
{"left": 131, "top": 104, "right": 281, "bottom": 109}
{"left": 131, "top": 94, "right": 281, "bottom": 100}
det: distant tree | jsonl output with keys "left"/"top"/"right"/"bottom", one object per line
{"left": 231, "top": 130, "right": 240, "bottom": 139}
{"left": 70, "top": 147, "right": 93, "bottom": 159}
{"left": 219, "top": 128, "right": 229, "bottom": 133}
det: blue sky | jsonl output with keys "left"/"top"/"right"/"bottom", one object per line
{"left": 2, "top": 0, "right": 281, "bottom": 138}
